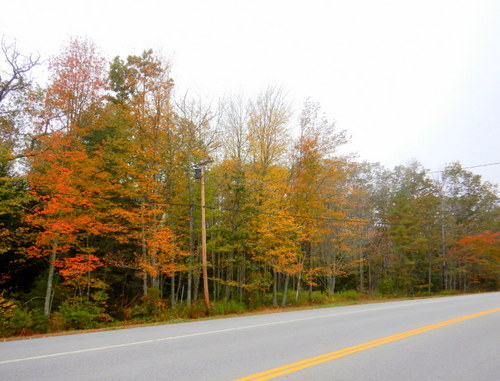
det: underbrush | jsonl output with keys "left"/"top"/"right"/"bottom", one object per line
{"left": 333, "top": 290, "right": 363, "bottom": 301}
{"left": 0, "top": 289, "right": 475, "bottom": 339}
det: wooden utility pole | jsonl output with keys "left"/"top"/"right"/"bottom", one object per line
{"left": 200, "top": 165, "right": 210, "bottom": 315}
{"left": 195, "top": 160, "right": 212, "bottom": 315}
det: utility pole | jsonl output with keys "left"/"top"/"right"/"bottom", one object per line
{"left": 195, "top": 160, "right": 212, "bottom": 315}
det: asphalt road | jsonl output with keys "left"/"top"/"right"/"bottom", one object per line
{"left": 1, "top": 292, "right": 499, "bottom": 380}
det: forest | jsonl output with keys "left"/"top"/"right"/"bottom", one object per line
{"left": 1, "top": 37, "right": 498, "bottom": 336}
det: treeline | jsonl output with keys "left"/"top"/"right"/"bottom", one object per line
{"left": 0, "top": 38, "right": 498, "bottom": 333}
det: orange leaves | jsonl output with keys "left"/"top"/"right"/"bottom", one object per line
{"left": 456, "top": 231, "right": 499, "bottom": 249}
{"left": 56, "top": 254, "right": 103, "bottom": 279}
{"left": 136, "top": 226, "right": 187, "bottom": 278}
{"left": 445, "top": 231, "right": 500, "bottom": 286}
{"left": 451, "top": 231, "right": 500, "bottom": 263}
{"left": 46, "top": 37, "right": 108, "bottom": 129}
{"left": 25, "top": 50, "right": 120, "bottom": 289}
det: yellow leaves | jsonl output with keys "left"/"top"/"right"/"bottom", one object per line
{"left": 0, "top": 295, "right": 16, "bottom": 313}
{"left": 0, "top": 295, "right": 17, "bottom": 323}
{"left": 251, "top": 205, "right": 303, "bottom": 274}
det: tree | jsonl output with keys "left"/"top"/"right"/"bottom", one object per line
{"left": 246, "top": 87, "right": 293, "bottom": 304}
{"left": 281, "top": 100, "right": 363, "bottom": 298}
{"left": 439, "top": 163, "right": 499, "bottom": 290}
{"left": 380, "top": 162, "right": 440, "bottom": 293}
{"left": 449, "top": 231, "right": 499, "bottom": 290}
{"left": 247, "top": 86, "right": 290, "bottom": 175}
{"left": 108, "top": 49, "right": 185, "bottom": 296}
{"left": 0, "top": 37, "right": 39, "bottom": 103}
{"left": 26, "top": 38, "right": 110, "bottom": 315}
{"left": 46, "top": 37, "right": 107, "bottom": 130}
{"left": 0, "top": 37, "right": 38, "bottom": 294}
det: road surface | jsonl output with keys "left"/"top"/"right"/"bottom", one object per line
{"left": 1, "top": 292, "right": 499, "bottom": 380}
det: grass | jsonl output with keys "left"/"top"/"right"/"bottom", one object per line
{"left": 1, "top": 291, "right": 480, "bottom": 341}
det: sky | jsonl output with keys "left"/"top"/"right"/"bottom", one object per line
{"left": 1, "top": 0, "right": 499, "bottom": 185}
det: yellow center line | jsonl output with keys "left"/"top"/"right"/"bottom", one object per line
{"left": 234, "top": 307, "right": 500, "bottom": 381}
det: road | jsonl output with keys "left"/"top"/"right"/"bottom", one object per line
{"left": 1, "top": 292, "right": 499, "bottom": 380}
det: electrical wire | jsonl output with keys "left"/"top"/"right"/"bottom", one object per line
{"left": 426, "top": 162, "right": 500, "bottom": 174}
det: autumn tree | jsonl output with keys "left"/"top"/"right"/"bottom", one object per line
{"left": 448, "top": 231, "right": 499, "bottom": 290}
{"left": 286, "top": 100, "right": 355, "bottom": 298}
{"left": 26, "top": 37, "right": 110, "bottom": 315}
{"left": 108, "top": 50, "right": 186, "bottom": 297}
{"left": 246, "top": 87, "right": 294, "bottom": 303}
{"left": 45, "top": 37, "right": 107, "bottom": 131}
{"left": 438, "top": 163, "right": 499, "bottom": 290}
{"left": 247, "top": 87, "right": 290, "bottom": 176}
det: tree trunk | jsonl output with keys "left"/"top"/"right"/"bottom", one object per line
{"left": 44, "top": 238, "right": 58, "bottom": 316}
{"left": 329, "top": 274, "right": 337, "bottom": 296}
{"left": 272, "top": 270, "right": 278, "bottom": 307}
{"left": 359, "top": 249, "right": 364, "bottom": 292}
{"left": 427, "top": 252, "right": 432, "bottom": 293}
{"left": 224, "top": 249, "right": 234, "bottom": 301}
{"left": 239, "top": 262, "right": 245, "bottom": 303}
{"left": 193, "top": 266, "right": 200, "bottom": 303}
{"left": 295, "top": 270, "right": 302, "bottom": 302}
{"left": 141, "top": 203, "right": 148, "bottom": 296}
{"left": 170, "top": 275, "right": 176, "bottom": 306}
{"left": 281, "top": 273, "right": 289, "bottom": 306}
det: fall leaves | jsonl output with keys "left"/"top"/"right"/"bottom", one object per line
{"left": 0, "top": 37, "right": 498, "bottom": 324}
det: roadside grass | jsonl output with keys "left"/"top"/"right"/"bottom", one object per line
{"left": 0, "top": 290, "right": 479, "bottom": 341}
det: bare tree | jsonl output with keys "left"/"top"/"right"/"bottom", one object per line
{"left": 175, "top": 93, "right": 222, "bottom": 159}
{"left": 247, "top": 86, "right": 291, "bottom": 172}
{"left": 220, "top": 93, "right": 249, "bottom": 162}
{"left": 1, "top": 37, "right": 40, "bottom": 167}
{"left": 0, "top": 37, "right": 39, "bottom": 104}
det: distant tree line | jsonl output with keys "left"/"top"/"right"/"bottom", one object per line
{"left": 0, "top": 37, "right": 498, "bottom": 334}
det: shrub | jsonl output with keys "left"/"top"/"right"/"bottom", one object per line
{"left": 56, "top": 301, "right": 105, "bottom": 330}
{"left": 307, "top": 291, "right": 332, "bottom": 304}
{"left": 376, "top": 278, "right": 395, "bottom": 295}
{"left": 9, "top": 309, "right": 33, "bottom": 335}
{"left": 0, "top": 296, "right": 50, "bottom": 337}
{"left": 130, "top": 288, "right": 168, "bottom": 320}
{"left": 211, "top": 300, "right": 246, "bottom": 315}
{"left": 334, "top": 290, "right": 361, "bottom": 301}
{"left": 30, "top": 309, "right": 50, "bottom": 333}
{"left": 179, "top": 302, "right": 208, "bottom": 319}
{"left": 247, "top": 292, "right": 274, "bottom": 309}
{"left": 439, "top": 289, "right": 460, "bottom": 296}
{"left": 0, "top": 295, "right": 21, "bottom": 337}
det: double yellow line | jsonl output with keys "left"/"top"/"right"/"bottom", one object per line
{"left": 235, "top": 307, "right": 500, "bottom": 381}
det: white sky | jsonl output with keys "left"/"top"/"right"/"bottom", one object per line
{"left": 1, "top": 0, "right": 499, "bottom": 185}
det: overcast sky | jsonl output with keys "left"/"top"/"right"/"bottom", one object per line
{"left": 1, "top": 0, "right": 499, "bottom": 185}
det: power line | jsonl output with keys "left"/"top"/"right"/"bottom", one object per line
{"left": 30, "top": 161, "right": 500, "bottom": 228}
{"left": 207, "top": 161, "right": 500, "bottom": 194}
{"left": 427, "top": 161, "right": 500, "bottom": 174}
{"left": 29, "top": 189, "right": 376, "bottom": 226}
{"left": 202, "top": 203, "right": 375, "bottom": 225}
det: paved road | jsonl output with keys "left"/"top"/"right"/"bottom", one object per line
{"left": 1, "top": 293, "right": 499, "bottom": 380}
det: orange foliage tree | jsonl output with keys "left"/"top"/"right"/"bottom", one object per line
{"left": 448, "top": 231, "right": 500, "bottom": 290}
{"left": 26, "top": 38, "right": 112, "bottom": 315}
